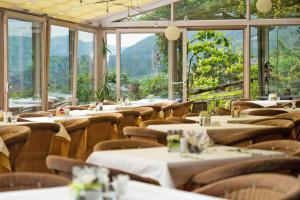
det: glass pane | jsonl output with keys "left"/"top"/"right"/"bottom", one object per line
{"left": 49, "top": 25, "right": 74, "bottom": 109}
{"left": 8, "top": 19, "right": 42, "bottom": 114}
{"left": 175, "top": 0, "right": 246, "bottom": 20}
{"left": 188, "top": 30, "right": 244, "bottom": 111}
{"left": 250, "top": 26, "right": 300, "bottom": 100}
{"left": 77, "top": 31, "right": 95, "bottom": 104}
{"left": 174, "top": 34, "right": 183, "bottom": 100}
{"left": 251, "top": 0, "right": 300, "bottom": 19}
{"left": 120, "top": 33, "right": 168, "bottom": 100}
{"left": 119, "top": 5, "right": 171, "bottom": 22}
{"left": 106, "top": 33, "right": 117, "bottom": 101}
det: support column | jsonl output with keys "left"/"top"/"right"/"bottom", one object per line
{"left": 116, "top": 31, "right": 121, "bottom": 99}
{"left": 0, "top": 12, "right": 8, "bottom": 111}
{"left": 243, "top": 25, "right": 251, "bottom": 99}
{"left": 168, "top": 41, "right": 176, "bottom": 100}
{"left": 43, "top": 17, "right": 50, "bottom": 110}
{"left": 182, "top": 29, "right": 188, "bottom": 102}
{"left": 71, "top": 29, "right": 78, "bottom": 105}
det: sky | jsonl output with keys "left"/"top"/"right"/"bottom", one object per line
{"left": 107, "top": 33, "right": 153, "bottom": 48}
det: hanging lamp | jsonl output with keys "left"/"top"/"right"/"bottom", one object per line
{"left": 256, "top": 0, "right": 273, "bottom": 13}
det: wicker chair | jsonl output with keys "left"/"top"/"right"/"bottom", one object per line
{"left": 116, "top": 110, "right": 140, "bottom": 139}
{"left": 123, "top": 126, "right": 167, "bottom": 145}
{"left": 46, "top": 155, "right": 159, "bottom": 185}
{"left": 141, "top": 105, "right": 162, "bottom": 119}
{"left": 208, "top": 120, "right": 293, "bottom": 147}
{"left": 171, "top": 101, "right": 193, "bottom": 117}
{"left": 232, "top": 101, "right": 264, "bottom": 110}
{"left": 131, "top": 107, "right": 154, "bottom": 121}
{"left": 251, "top": 118, "right": 295, "bottom": 139}
{"left": 194, "top": 173, "right": 300, "bottom": 200}
{"left": 185, "top": 157, "right": 300, "bottom": 190}
{"left": 273, "top": 112, "right": 300, "bottom": 140}
{"left": 166, "top": 117, "right": 196, "bottom": 124}
{"left": 93, "top": 139, "right": 163, "bottom": 151}
{"left": 61, "top": 118, "right": 89, "bottom": 160}
{"left": 85, "top": 113, "right": 123, "bottom": 159}
{"left": 14, "top": 123, "right": 65, "bottom": 173}
{"left": 248, "top": 140, "right": 300, "bottom": 156}
{"left": 243, "top": 108, "right": 288, "bottom": 116}
{"left": 139, "top": 120, "right": 182, "bottom": 128}
{"left": 155, "top": 102, "right": 175, "bottom": 119}
{"left": 191, "top": 102, "right": 208, "bottom": 113}
{"left": 213, "top": 107, "right": 231, "bottom": 116}
{"left": 16, "top": 112, "right": 50, "bottom": 122}
{"left": 0, "top": 172, "right": 70, "bottom": 191}
{"left": 0, "top": 126, "right": 31, "bottom": 172}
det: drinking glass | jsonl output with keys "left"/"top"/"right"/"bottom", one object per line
{"left": 3, "top": 112, "right": 12, "bottom": 123}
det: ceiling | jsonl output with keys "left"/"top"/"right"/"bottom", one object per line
{"left": 0, "top": 0, "right": 156, "bottom": 23}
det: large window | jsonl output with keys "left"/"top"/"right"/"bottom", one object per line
{"left": 48, "top": 25, "right": 75, "bottom": 109}
{"left": 188, "top": 30, "right": 244, "bottom": 110}
{"left": 250, "top": 26, "right": 300, "bottom": 100}
{"left": 120, "top": 33, "right": 168, "bottom": 100}
{"left": 8, "top": 18, "right": 42, "bottom": 114}
{"left": 106, "top": 33, "right": 117, "bottom": 100}
{"left": 77, "top": 31, "right": 95, "bottom": 104}
{"left": 251, "top": 0, "right": 300, "bottom": 19}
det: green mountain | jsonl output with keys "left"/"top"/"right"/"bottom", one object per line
{"left": 107, "top": 35, "right": 167, "bottom": 78}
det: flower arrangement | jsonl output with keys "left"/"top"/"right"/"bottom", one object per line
{"left": 56, "top": 106, "right": 70, "bottom": 117}
{"left": 70, "top": 166, "right": 130, "bottom": 200}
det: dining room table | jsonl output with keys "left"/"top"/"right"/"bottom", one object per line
{"left": 0, "top": 180, "right": 221, "bottom": 200}
{"left": 245, "top": 100, "right": 293, "bottom": 107}
{"left": 147, "top": 123, "right": 277, "bottom": 140}
{"left": 87, "top": 146, "right": 284, "bottom": 188}
{"left": 186, "top": 115, "right": 272, "bottom": 124}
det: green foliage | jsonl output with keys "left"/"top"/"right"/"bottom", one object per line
{"left": 175, "top": 0, "right": 246, "bottom": 20}
{"left": 96, "top": 75, "right": 114, "bottom": 102}
{"left": 188, "top": 30, "right": 244, "bottom": 109}
{"left": 140, "top": 73, "right": 168, "bottom": 98}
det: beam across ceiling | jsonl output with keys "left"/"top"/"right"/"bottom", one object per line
{"left": 89, "top": 0, "right": 181, "bottom": 25}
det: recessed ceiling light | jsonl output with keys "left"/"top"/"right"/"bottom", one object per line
{"left": 58, "top": 12, "right": 64, "bottom": 15}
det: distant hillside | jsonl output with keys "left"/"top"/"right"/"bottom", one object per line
{"left": 107, "top": 35, "right": 167, "bottom": 78}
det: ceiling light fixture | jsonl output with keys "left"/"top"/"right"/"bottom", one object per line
{"left": 164, "top": 0, "right": 180, "bottom": 41}
{"left": 256, "top": 0, "right": 273, "bottom": 13}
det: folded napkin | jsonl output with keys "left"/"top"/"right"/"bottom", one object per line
{"left": 49, "top": 124, "right": 71, "bottom": 157}
{"left": 0, "top": 137, "right": 11, "bottom": 173}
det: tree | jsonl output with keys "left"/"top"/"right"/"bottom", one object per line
{"left": 188, "top": 31, "right": 244, "bottom": 109}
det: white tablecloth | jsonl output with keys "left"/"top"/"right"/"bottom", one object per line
{"left": 0, "top": 181, "right": 221, "bottom": 200}
{"left": 87, "top": 147, "right": 284, "bottom": 188}
{"left": 247, "top": 100, "right": 292, "bottom": 107}
{"left": 186, "top": 115, "right": 271, "bottom": 124}
{"left": 148, "top": 123, "right": 274, "bottom": 144}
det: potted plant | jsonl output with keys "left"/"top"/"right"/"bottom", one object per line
{"left": 96, "top": 75, "right": 112, "bottom": 102}
{"left": 100, "top": 38, "right": 111, "bottom": 57}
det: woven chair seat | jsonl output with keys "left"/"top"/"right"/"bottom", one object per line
{"left": 123, "top": 126, "right": 167, "bottom": 145}
{"left": 194, "top": 173, "right": 300, "bottom": 200}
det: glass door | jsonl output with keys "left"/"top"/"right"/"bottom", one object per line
{"left": 7, "top": 18, "right": 42, "bottom": 114}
